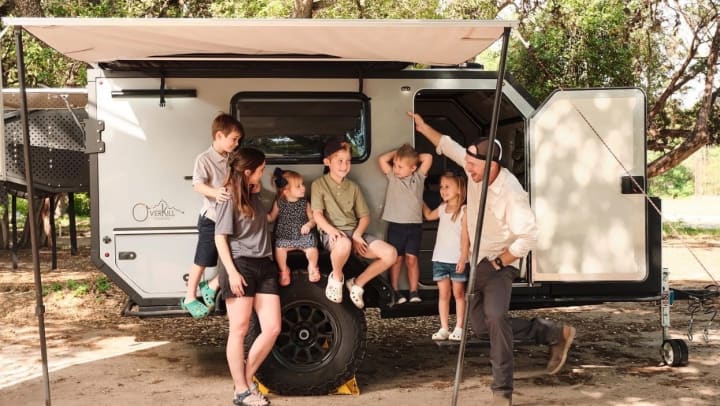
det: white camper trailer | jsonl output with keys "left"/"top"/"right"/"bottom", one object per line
{"left": 4, "top": 18, "right": 673, "bottom": 394}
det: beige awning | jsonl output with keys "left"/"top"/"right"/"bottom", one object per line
{"left": 1, "top": 18, "right": 516, "bottom": 66}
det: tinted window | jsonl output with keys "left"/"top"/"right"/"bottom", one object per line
{"left": 232, "top": 92, "right": 370, "bottom": 163}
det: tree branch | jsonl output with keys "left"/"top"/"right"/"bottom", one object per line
{"left": 648, "top": 20, "right": 702, "bottom": 123}
{"left": 649, "top": 13, "right": 719, "bottom": 177}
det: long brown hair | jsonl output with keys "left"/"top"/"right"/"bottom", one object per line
{"left": 225, "top": 148, "right": 265, "bottom": 218}
{"left": 440, "top": 171, "right": 467, "bottom": 222}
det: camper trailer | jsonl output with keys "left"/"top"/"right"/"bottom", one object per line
{"left": 3, "top": 18, "right": 672, "bottom": 395}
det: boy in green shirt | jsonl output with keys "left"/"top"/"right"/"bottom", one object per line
{"left": 311, "top": 140, "right": 398, "bottom": 309}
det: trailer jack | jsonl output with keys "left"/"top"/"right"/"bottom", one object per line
{"left": 660, "top": 268, "right": 689, "bottom": 366}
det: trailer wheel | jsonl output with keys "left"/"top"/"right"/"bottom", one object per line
{"left": 247, "top": 270, "right": 367, "bottom": 395}
{"left": 661, "top": 339, "right": 689, "bottom": 367}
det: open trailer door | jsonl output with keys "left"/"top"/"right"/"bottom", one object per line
{"left": 529, "top": 88, "right": 647, "bottom": 282}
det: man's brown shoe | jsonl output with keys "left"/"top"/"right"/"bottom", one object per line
{"left": 491, "top": 392, "right": 512, "bottom": 406}
{"left": 546, "top": 324, "right": 576, "bottom": 375}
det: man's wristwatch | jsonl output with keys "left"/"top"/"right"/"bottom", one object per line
{"left": 493, "top": 257, "right": 504, "bottom": 269}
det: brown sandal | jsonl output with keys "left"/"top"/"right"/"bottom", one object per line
{"left": 308, "top": 266, "right": 321, "bottom": 283}
{"left": 278, "top": 269, "right": 291, "bottom": 287}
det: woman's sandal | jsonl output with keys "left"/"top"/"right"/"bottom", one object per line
{"left": 307, "top": 266, "right": 321, "bottom": 283}
{"left": 278, "top": 269, "right": 291, "bottom": 287}
{"left": 249, "top": 383, "right": 270, "bottom": 405}
{"left": 199, "top": 280, "right": 217, "bottom": 309}
{"left": 325, "top": 274, "right": 344, "bottom": 303}
{"left": 180, "top": 298, "right": 209, "bottom": 319}
{"left": 232, "top": 388, "right": 269, "bottom": 406}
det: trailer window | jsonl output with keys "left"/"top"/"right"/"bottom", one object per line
{"left": 232, "top": 92, "right": 370, "bottom": 164}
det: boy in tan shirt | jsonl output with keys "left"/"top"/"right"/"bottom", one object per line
{"left": 311, "top": 139, "right": 397, "bottom": 309}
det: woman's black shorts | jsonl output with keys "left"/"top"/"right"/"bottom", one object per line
{"left": 219, "top": 256, "right": 279, "bottom": 298}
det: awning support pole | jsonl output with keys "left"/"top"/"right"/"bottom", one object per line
{"left": 15, "top": 26, "right": 52, "bottom": 406}
{"left": 451, "top": 26, "right": 512, "bottom": 406}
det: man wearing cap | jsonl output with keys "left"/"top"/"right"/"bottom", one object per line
{"left": 409, "top": 112, "right": 576, "bottom": 406}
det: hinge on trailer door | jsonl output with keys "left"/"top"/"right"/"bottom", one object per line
{"left": 83, "top": 118, "right": 105, "bottom": 154}
{"left": 621, "top": 175, "right": 645, "bottom": 194}
{"left": 159, "top": 74, "right": 166, "bottom": 108}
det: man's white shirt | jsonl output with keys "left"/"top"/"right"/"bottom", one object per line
{"left": 435, "top": 135, "right": 538, "bottom": 267}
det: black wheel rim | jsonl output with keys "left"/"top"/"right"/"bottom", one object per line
{"left": 273, "top": 301, "right": 339, "bottom": 371}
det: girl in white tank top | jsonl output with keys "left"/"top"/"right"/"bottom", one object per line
{"left": 422, "top": 171, "right": 469, "bottom": 341}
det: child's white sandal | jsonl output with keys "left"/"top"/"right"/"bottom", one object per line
{"left": 345, "top": 277, "right": 365, "bottom": 309}
{"left": 325, "top": 274, "right": 344, "bottom": 303}
{"left": 448, "top": 327, "right": 463, "bottom": 341}
{"left": 432, "top": 328, "right": 450, "bottom": 341}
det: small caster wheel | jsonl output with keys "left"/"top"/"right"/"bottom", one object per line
{"left": 661, "top": 339, "right": 689, "bottom": 366}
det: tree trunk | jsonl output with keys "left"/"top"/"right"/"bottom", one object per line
{"left": 41, "top": 196, "right": 53, "bottom": 250}
{"left": 1, "top": 205, "right": 8, "bottom": 250}
{"left": 14, "top": 0, "right": 44, "bottom": 16}
{"left": 0, "top": 186, "right": 7, "bottom": 249}
{"left": 18, "top": 197, "right": 52, "bottom": 249}
{"left": 694, "top": 146, "right": 706, "bottom": 195}
{"left": 648, "top": 17, "right": 719, "bottom": 178}
{"left": 293, "top": 0, "right": 314, "bottom": 18}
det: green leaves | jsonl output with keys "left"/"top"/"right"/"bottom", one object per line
{"left": 508, "top": 0, "right": 641, "bottom": 100}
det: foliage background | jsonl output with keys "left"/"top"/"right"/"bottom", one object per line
{"left": 0, "top": 0, "right": 717, "bottom": 194}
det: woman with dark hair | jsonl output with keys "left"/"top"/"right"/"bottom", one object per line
{"left": 215, "top": 147, "right": 280, "bottom": 406}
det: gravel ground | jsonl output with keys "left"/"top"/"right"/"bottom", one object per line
{"left": 1, "top": 234, "right": 719, "bottom": 405}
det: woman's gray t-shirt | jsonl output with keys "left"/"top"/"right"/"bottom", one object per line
{"left": 215, "top": 194, "right": 272, "bottom": 258}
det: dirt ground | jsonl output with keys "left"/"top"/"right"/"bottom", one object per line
{"left": 1, "top": 239, "right": 719, "bottom": 406}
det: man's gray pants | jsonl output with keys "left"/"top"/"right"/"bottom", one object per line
{"left": 468, "top": 260, "right": 563, "bottom": 395}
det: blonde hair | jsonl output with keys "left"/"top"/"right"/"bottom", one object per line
{"left": 224, "top": 148, "right": 265, "bottom": 218}
{"left": 395, "top": 143, "right": 419, "bottom": 165}
{"left": 440, "top": 171, "right": 467, "bottom": 222}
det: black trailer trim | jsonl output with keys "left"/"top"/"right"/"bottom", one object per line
{"left": 113, "top": 226, "right": 197, "bottom": 232}
{"left": 111, "top": 89, "right": 197, "bottom": 98}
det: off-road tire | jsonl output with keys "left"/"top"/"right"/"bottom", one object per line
{"left": 247, "top": 270, "right": 367, "bottom": 395}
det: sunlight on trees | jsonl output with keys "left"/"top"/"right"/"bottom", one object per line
{"left": 0, "top": 0, "right": 717, "bottom": 176}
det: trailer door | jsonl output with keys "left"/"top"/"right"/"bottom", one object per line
{"left": 528, "top": 88, "right": 647, "bottom": 282}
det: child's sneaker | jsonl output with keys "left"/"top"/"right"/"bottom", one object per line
{"left": 408, "top": 290, "right": 422, "bottom": 303}
{"left": 394, "top": 290, "right": 407, "bottom": 304}
{"left": 432, "top": 328, "right": 450, "bottom": 341}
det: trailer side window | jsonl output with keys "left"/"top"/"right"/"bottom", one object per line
{"left": 232, "top": 92, "right": 370, "bottom": 164}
